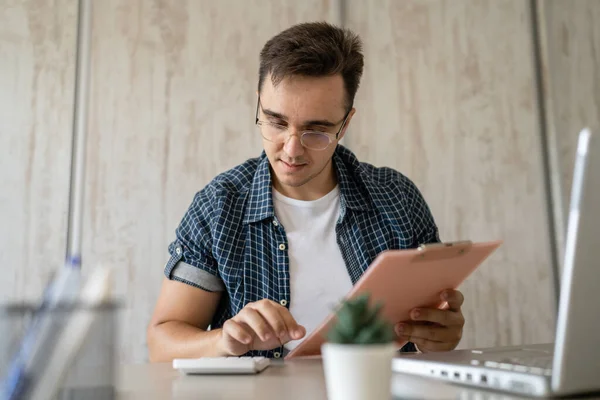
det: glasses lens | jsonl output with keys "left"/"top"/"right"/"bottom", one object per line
{"left": 302, "top": 132, "right": 331, "bottom": 150}
{"left": 259, "top": 123, "right": 284, "bottom": 142}
{"left": 258, "top": 124, "right": 332, "bottom": 150}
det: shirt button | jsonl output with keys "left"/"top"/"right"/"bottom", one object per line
{"left": 280, "top": 299, "right": 288, "bottom": 307}
{"left": 278, "top": 243, "right": 286, "bottom": 251}
{"left": 175, "top": 247, "right": 182, "bottom": 255}
{"left": 273, "top": 352, "right": 281, "bottom": 359}
{"left": 273, "top": 220, "right": 279, "bottom": 227}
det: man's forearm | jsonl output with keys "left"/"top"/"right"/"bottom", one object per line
{"left": 147, "top": 321, "right": 228, "bottom": 362}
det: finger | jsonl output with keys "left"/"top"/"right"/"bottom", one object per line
{"left": 396, "top": 322, "right": 458, "bottom": 344}
{"left": 410, "top": 336, "right": 458, "bottom": 353}
{"left": 442, "top": 289, "right": 464, "bottom": 311}
{"left": 275, "top": 307, "right": 306, "bottom": 340}
{"left": 400, "top": 322, "right": 463, "bottom": 349}
{"left": 250, "top": 301, "right": 289, "bottom": 340}
{"left": 395, "top": 322, "right": 441, "bottom": 343}
{"left": 222, "top": 319, "right": 252, "bottom": 345}
{"left": 253, "top": 299, "right": 306, "bottom": 340}
{"left": 410, "top": 307, "right": 465, "bottom": 327}
{"left": 237, "top": 308, "right": 275, "bottom": 342}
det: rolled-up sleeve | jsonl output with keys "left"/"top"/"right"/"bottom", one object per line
{"left": 164, "top": 188, "right": 225, "bottom": 292}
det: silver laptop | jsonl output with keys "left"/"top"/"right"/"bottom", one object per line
{"left": 392, "top": 128, "right": 600, "bottom": 397}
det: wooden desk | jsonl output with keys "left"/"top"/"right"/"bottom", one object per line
{"left": 116, "top": 358, "right": 576, "bottom": 400}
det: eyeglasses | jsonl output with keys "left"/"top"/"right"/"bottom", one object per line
{"left": 254, "top": 96, "right": 351, "bottom": 151}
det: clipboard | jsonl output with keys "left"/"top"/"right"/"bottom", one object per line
{"left": 285, "top": 240, "right": 502, "bottom": 359}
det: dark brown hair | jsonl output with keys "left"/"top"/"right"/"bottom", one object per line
{"left": 258, "top": 22, "right": 364, "bottom": 111}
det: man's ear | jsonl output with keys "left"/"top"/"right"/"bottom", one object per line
{"left": 337, "top": 108, "right": 356, "bottom": 142}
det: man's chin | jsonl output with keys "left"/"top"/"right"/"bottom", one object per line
{"left": 273, "top": 171, "right": 312, "bottom": 188}
{"left": 277, "top": 177, "right": 311, "bottom": 188}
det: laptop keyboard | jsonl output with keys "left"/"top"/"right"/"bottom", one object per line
{"left": 471, "top": 354, "right": 553, "bottom": 376}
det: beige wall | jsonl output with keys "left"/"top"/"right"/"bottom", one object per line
{"left": 1, "top": 0, "right": 598, "bottom": 363}
{"left": 84, "top": 0, "right": 336, "bottom": 363}
{"left": 538, "top": 0, "right": 600, "bottom": 275}
{"left": 546, "top": 0, "right": 600, "bottom": 203}
{"left": 345, "top": 0, "right": 556, "bottom": 349}
{"left": 0, "top": 0, "right": 76, "bottom": 301}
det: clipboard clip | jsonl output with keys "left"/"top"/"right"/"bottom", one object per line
{"left": 416, "top": 240, "right": 473, "bottom": 258}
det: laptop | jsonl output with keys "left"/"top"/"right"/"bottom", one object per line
{"left": 392, "top": 128, "right": 600, "bottom": 397}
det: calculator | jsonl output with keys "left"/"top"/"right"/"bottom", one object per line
{"left": 173, "top": 356, "right": 271, "bottom": 375}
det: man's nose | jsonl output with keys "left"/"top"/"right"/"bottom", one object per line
{"left": 283, "top": 130, "right": 305, "bottom": 159}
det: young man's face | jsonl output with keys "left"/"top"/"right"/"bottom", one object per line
{"left": 257, "top": 74, "right": 355, "bottom": 199}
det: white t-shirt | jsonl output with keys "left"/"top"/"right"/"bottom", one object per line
{"left": 272, "top": 186, "right": 353, "bottom": 350}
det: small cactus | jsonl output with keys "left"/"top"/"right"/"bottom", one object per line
{"left": 327, "top": 293, "right": 395, "bottom": 345}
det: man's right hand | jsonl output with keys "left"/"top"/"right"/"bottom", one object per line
{"left": 218, "top": 299, "right": 306, "bottom": 356}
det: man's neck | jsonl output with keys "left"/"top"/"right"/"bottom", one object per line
{"left": 273, "top": 161, "right": 337, "bottom": 201}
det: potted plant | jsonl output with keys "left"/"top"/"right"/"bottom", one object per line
{"left": 321, "top": 293, "right": 397, "bottom": 400}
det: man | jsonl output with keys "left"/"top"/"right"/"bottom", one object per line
{"left": 147, "top": 22, "right": 464, "bottom": 362}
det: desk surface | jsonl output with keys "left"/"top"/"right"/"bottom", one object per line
{"left": 115, "top": 358, "right": 588, "bottom": 400}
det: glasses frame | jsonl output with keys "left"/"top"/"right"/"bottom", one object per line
{"left": 254, "top": 95, "right": 352, "bottom": 151}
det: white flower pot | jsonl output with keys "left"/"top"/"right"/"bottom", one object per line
{"left": 321, "top": 342, "right": 397, "bottom": 400}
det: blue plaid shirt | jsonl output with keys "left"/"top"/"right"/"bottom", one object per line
{"left": 164, "top": 145, "right": 439, "bottom": 358}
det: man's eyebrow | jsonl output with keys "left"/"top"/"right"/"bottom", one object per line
{"left": 303, "top": 119, "right": 337, "bottom": 127}
{"left": 262, "top": 107, "right": 287, "bottom": 121}
{"left": 262, "top": 107, "right": 337, "bottom": 127}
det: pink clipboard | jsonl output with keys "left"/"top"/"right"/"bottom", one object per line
{"left": 285, "top": 240, "right": 502, "bottom": 359}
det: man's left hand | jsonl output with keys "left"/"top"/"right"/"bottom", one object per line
{"left": 394, "top": 289, "right": 465, "bottom": 352}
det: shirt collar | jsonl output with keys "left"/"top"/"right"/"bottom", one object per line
{"left": 332, "top": 145, "right": 373, "bottom": 214}
{"left": 243, "top": 145, "right": 373, "bottom": 224}
{"left": 243, "top": 152, "right": 274, "bottom": 224}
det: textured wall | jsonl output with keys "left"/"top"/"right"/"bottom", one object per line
{"left": 539, "top": 0, "right": 600, "bottom": 272}
{"left": 0, "top": 0, "right": 76, "bottom": 302}
{"left": 345, "top": 0, "right": 556, "bottom": 349}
